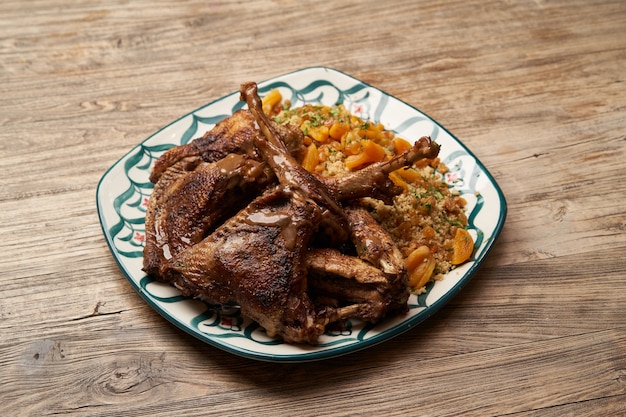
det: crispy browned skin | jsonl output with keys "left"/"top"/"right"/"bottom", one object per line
{"left": 166, "top": 187, "right": 327, "bottom": 343}
{"left": 143, "top": 82, "right": 440, "bottom": 344}
{"left": 143, "top": 153, "right": 273, "bottom": 277}
{"left": 305, "top": 248, "right": 397, "bottom": 322}
{"left": 306, "top": 206, "right": 409, "bottom": 323}
{"left": 144, "top": 107, "right": 304, "bottom": 277}
{"left": 149, "top": 109, "right": 304, "bottom": 183}
{"left": 345, "top": 206, "right": 407, "bottom": 278}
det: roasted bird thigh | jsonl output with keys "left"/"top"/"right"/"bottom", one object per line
{"left": 166, "top": 187, "right": 327, "bottom": 344}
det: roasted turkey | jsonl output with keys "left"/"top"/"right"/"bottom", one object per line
{"left": 142, "top": 82, "right": 440, "bottom": 344}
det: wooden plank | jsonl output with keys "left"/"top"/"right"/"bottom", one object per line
{"left": 1, "top": 0, "right": 625, "bottom": 415}
{"left": 1, "top": 327, "right": 624, "bottom": 416}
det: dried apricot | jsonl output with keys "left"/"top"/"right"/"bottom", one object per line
{"left": 344, "top": 140, "right": 386, "bottom": 170}
{"left": 301, "top": 143, "right": 319, "bottom": 173}
{"left": 405, "top": 246, "right": 436, "bottom": 288}
{"left": 451, "top": 228, "right": 474, "bottom": 265}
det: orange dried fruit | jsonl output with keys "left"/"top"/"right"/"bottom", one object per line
{"left": 392, "top": 137, "right": 413, "bottom": 154}
{"left": 405, "top": 246, "right": 436, "bottom": 288}
{"left": 451, "top": 228, "right": 474, "bottom": 265}
{"left": 301, "top": 143, "right": 319, "bottom": 173}
{"left": 344, "top": 140, "right": 386, "bottom": 170}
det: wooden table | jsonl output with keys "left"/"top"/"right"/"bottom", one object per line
{"left": 2, "top": 0, "right": 625, "bottom": 415}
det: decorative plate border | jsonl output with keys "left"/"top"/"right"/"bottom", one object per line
{"left": 96, "top": 66, "right": 507, "bottom": 362}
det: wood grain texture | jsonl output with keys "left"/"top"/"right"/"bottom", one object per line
{"left": 1, "top": 0, "right": 625, "bottom": 415}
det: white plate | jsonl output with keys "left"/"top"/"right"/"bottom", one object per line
{"left": 97, "top": 66, "right": 507, "bottom": 362}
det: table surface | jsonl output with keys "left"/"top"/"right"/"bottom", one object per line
{"left": 2, "top": 0, "right": 625, "bottom": 415}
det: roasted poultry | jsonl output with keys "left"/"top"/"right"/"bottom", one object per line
{"left": 143, "top": 82, "right": 440, "bottom": 344}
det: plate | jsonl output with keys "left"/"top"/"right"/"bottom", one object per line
{"left": 97, "top": 66, "right": 507, "bottom": 362}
